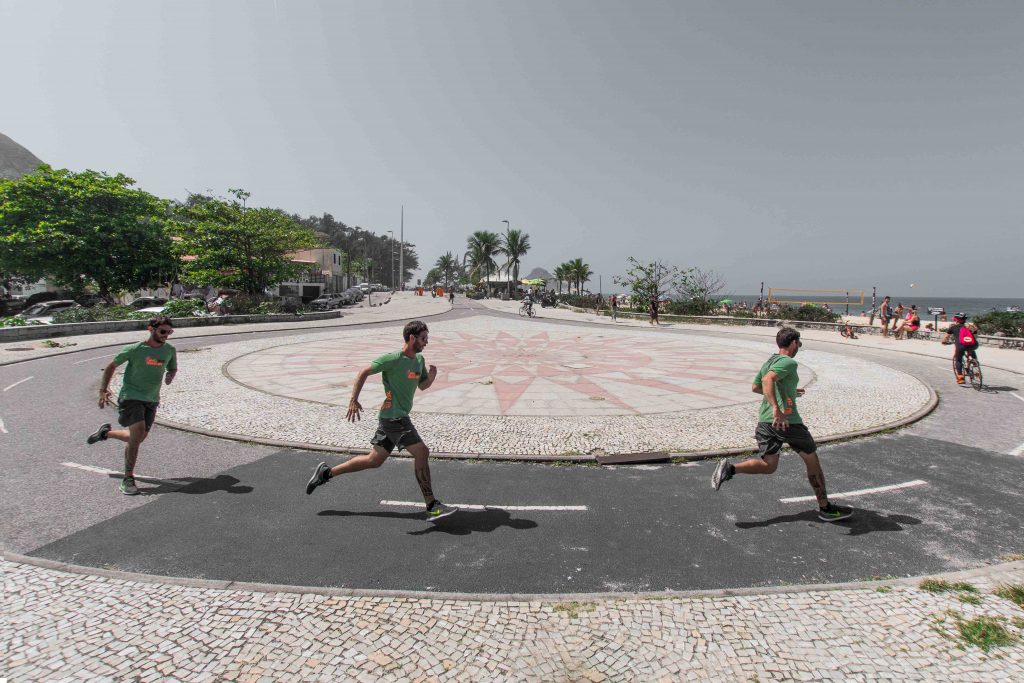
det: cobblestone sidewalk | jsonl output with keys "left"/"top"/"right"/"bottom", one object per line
{"left": 3, "top": 558, "right": 1022, "bottom": 682}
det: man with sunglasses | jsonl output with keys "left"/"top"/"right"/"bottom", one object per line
{"left": 711, "top": 327, "right": 852, "bottom": 522}
{"left": 86, "top": 316, "right": 178, "bottom": 495}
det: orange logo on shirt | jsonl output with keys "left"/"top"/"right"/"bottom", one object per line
{"left": 145, "top": 356, "right": 164, "bottom": 367}
{"left": 407, "top": 369, "right": 420, "bottom": 380}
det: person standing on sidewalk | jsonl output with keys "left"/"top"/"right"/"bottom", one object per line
{"left": 610, "top": 294, "right": 618, "bottom": 322}
{"left": 86, "top": 316, "right": 178, "bottom": 495}
{"left": 711, "top": 327, "right": 853, "bottom": 522}
{"left": 878, "top": 296, "right": 892, "bottom": 337}
{"left": 649, "top": 296, "right": 659, "bottom": 326}
{"left": 305, "top": 320, "right": 458, "bottom": 521}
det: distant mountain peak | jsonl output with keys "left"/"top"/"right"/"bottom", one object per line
{"left": 0, "top": 133, "right": 45, "bottom": 180}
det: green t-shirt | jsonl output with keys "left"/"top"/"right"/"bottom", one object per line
{"left": 114, "top": 341, "right": 177, "bottom": 403}
{"left": 753, "top": 354, "right": 802, "bottom": 424}
{"left": 371, "top": 351, "right": 427, "bottom": 419}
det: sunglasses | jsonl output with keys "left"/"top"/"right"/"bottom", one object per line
{"left": 155, "top": 328, "right": 174, "bottom": 335}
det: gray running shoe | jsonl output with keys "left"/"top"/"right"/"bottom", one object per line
{"left": 87, "top": 423, "right": 111, "bottom": 445}
{"left": 818, "top": 503, "right": 853, "bottom": 522}
{"left": 119, "top": 477, "right": 139, "bottom": 496}
{"left": 711, "top": 459, "right": 733, "bottom": 491}
{"left": 426, "top": 501, "right": 458, "bottom": 522}
{"left": 306, "top": 462, "right": 331, "bottom": 495}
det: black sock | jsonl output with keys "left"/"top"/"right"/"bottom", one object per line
{"left": 323, "top": 469, "right": 332, "bottom": 480}
{"left": 727, "top": 463, "right": 736, "bottom": 477}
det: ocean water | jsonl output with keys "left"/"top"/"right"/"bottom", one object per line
{"left": 723, "top": 295, "right": 1023, "bottom": 318}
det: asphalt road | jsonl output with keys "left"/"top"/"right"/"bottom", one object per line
{"left": 2, "top": 304, "right": 1022, "bottom": 594}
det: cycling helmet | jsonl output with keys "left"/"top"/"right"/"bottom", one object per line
{"left": 953, "top": 312, "right": 967, "bottom": 322}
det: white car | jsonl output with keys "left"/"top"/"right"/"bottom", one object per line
{"left": 17, "top": 300, "right": 81, "bottom": 324}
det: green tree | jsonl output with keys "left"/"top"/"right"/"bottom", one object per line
{"left": 463, "top": 230, "right": 500, "bottom": 295}
{"left": 614, "top": 257, "right": 679, "bottom": 309}
{"left": 566, "top": 257, "right": 593, "bottom": 294}
{"left": 434, "top": 251, "right": 459, "bottom": 290}
{"left": 0, "top": 165, "right": 175, "bottom": 301}
{"left": 499, "top": 228, "right": 531, "bottom": 297}
{"left": 173, "top": 191, "right": 320, "bottom": 295}
{"left": 553, "top": 263, "right": 569, "bottom": 294}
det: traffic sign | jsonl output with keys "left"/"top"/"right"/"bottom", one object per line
{"left": 928, "top": 307, "right": 945, "bottom": 315}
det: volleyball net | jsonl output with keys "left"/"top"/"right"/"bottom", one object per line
{"left": 766, "top": 288, "right": 865, "bottom": 306}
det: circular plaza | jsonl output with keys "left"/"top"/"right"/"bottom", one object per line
{"left": 155, "top": 316, "right": 934, "bottom": 457}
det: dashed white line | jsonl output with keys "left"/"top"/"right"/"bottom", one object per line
{"left": 1010, "top": 442, "right": 1024, "bottom": 457}
{"left": 1012, "top": 393, "right": 1024, "bottom": 403}
{"left": 779, "top": 480, "right": 928, "bottom": 504}
{"left": 380, "top": 500, "right": 587, "bottom": 512}
{"left": 3, "top": 376, "right": 34, "bottom": 391}
{"left": 0, "top": 415, "right": 7, "bottom": 434}
{"left": 73, "top": 354, "right": 115, "bottom": 365}
{"left": 62, "top": 461, "right": 169, "bottom": 483}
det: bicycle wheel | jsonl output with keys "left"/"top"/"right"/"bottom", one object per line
{"left": 966, "top": 356, "right": 983, "bottom": 390}
{"left": 518, "top": 306, "right": 526, "bottom": 317}
{"left": 529, "top": 307, "right": 536, "bottom": 318}
{"left": 840, "top": 326, "right": 850, "bottom": 338}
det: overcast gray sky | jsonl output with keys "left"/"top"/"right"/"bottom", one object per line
{"left": 3, "top": 0, "right": 1021, "bottom": 297}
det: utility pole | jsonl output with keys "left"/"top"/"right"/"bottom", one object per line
{"left": 387, "top": 230, "right": 395, "bottom": 290}
{"left": 399, "top": 206, "right": 404, "bottom": 291}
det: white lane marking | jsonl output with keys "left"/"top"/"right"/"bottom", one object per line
{"left": 779, "top": 479, "right": 928, "bottom": 504}
{"left": 3, "top": 376, "right": 34, "bottom": 391}
{"left": 1010, "top": 442, "right": 1024, "bottom": 457}
{"left": 380, "top": 500, "right": 587, "bottom": 512}
{"left": 73, "top": 354, "right": 115, "bottom": 365}
{"left": 1012, "top": 393, "right": 1024, "bottom": 403}
{"left": 0, "top": 415, "right": 7, "bottom": 434}
{"left": 62, "top": 461, "right": 171, "bottom": 484}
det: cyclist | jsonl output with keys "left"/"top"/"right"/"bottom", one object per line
{"left": 942, "top": 313, "right": 979, "bottom": 385}
{"left": 522, "top": 292, "right": 534, "bottom": 316}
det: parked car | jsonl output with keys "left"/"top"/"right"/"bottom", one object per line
{"left": 311, "top": 294, "right": 345, "bottom": 310}
{"left": 344, "top": 287, "right": 363, "bottom": 302}
{"left": 17, "top": 300, "right": 81, "bottom": 323}
{"left": 128, "top": 296, "right": 168, "bottom": 310}
{"left": 75, "top": 294, "right": 106, "bottom": 308}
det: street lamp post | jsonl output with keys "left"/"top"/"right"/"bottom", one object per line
{"left": 501, "top": 219, "right": 510, "bottom": 298}
{"left": 387, "top": 230, "right": 395, "bottom": 291}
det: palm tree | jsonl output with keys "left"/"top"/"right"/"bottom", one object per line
{"left": 498, "top": 228, "right": 531, "bottom": 297}
{"left": 553, "top": 264, "right": 566, "bottom": 294}
{"left": 568, "top": 258, "right": 592, "bottom": 294}
{"left": 435, "top": 252, "right": 458, "bottom": 291}
{"left": 463, "top": 231, "right": 500, "bottom": 296}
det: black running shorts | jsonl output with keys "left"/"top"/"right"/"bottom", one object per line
{"left": 754, "top": 422, "right": 817, "bottom": 457}
{"left": 370, "top": 416, "right": 423, "bottom": 453}
{"left": 118, "top": 399, "right": 158, "bottom": 431}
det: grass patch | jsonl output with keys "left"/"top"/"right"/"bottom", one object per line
{"left": 919, "top": 579, "right": 978, "bottom": 594}
{"left": 1000, "top": 553, "right": 1024, "bottom": 562}
{"left": 552, "top": 601, "right": 597, "bottom": 619}
{"left": 994, "top": 584, "right": 1024, "bottom": 609}
{"left": 875, "top": 586, "right": 893, "bottom": 594}
{"left": 957, "top": 593, "right": 983, "bottom": 605}
{"left": 953, "top": 614, "right": 1019, "bottom": 651}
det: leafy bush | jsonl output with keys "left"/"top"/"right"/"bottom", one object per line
{"left": 223, "top": 293, "right": 268, "bottom": 315}
{"left": 255, "top": 301, "right": 285, "bottom": 314}
{"left": 559, "top": 293, "right": 602, "bottom": 309}
{"left": 776, "top": 304, "right": 840, "bottom": 323}
{"left": 973, "top": 311, "right": 1024, "bottom": 338}
{"left": 51, "top": 305, "right": 150, "bottom": 324}
{"left": 664, "top": 298, "right": 720, "bottom": 316}
{"left": 162, "top": 298, "right": 208, "bottom": 317}
{"left": 1, "top": 315, "right": 43, "bottom": 327}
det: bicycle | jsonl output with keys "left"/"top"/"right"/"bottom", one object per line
{"left": 838, "top": 322, "right": 858, "bottom": 339}
{"left": 952, "top": 351, "right": 983, "bottom": 390}
{"left": 518, "top": 303, "right": 536, "bottom": 318}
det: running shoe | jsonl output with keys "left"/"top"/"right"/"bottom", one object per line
{"left": 426, "top": 501, "right": 458, "bottom": 522}
{"left": 305, "top": 462, "right": 331, "bottom": 495}
{"left": 119, "top": 477, "right": 139, "bottom": 496}
{"left": 711, "top": 459, "right": 733, "bottom": 491}
{"left": 956, "top": 375, "right": 965, "bottom": 385}
{"left": 87, "top": 423, "right": 111, "bottom": 445}
{"left": 817, "top": 503, "right": 853, "bottom": 522}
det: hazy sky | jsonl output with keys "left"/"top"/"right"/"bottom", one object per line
{"left": 3, "top": 0, "right": 1021, "bottom": 297}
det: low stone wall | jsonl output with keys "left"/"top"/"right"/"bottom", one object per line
{"left": 0, "top": 311, "right": 343, "bottom": 342}
{"left": 561, "top": 305, "right": 1024, "bottom": 350}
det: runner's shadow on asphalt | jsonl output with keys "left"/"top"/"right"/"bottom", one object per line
{"left": 978, "top": 385, "right": 1017, "bottom": 394}
{"left": 318, "top": 508, "right": 539, "bottom": 536}
{"left": 735, "top": 508, "right": 921, "bottom": 537}
{"left": 104, "top": 474, "right": 253, "bottom": 495}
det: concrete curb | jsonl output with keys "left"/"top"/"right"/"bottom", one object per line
{"left": 3, "top": 549, "right": 1020, "bottom": 603}
{"left": 156, "top": 383, "right": 939, "bottom": 464}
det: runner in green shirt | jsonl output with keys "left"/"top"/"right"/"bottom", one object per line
{"left": 305, "top": 320, "right": 458, "bottom": 522}
{"left": 711, "top": 327, "right": 852, "bottom": 522}
{"left": 86, "top": 316, "right": 178, "bottom": 495}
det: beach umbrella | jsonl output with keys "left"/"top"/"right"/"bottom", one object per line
{"left": 720, "top": 299, "right": 734, "bottom": 303}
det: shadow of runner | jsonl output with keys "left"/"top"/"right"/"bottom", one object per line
{"left": 103, "top": 473, "right": 253, "bottom": 495}
{"left": 318, "top": 508, "right": 539, "bottom": 536}
{"left": 735, "top": 508, "right": 921, "bottom": 537}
